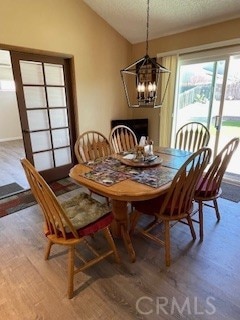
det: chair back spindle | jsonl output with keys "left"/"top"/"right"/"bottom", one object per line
{"left": 175, "top": 122, "right": 210, "bottom": 152}
{"left": 195, "top": 137, "right": 239, "bottom": 198}
{"left": 109, "top": 125, "right": 138, "bottom": 153}
{"left": 194, "top": 137, "right": 239, "bottom": 241}
{"left": 21, "top": 158, "right": 78, "bottom": 239}
{"left": 159, "top": 147, "right": 212, "bottom": 218}
{"left": 75, "top": 131, "right": 112, "bottom": 163}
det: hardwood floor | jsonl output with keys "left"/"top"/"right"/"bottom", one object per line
{"left": 0, "top": 139, "right": 29, "bottom": 189}
{"left": 0, "top": 189, "right": 239, "bottom": 319}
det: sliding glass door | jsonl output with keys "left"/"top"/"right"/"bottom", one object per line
{"left": 217, "top": 55, "right": 240, "bottom": 180}
{"left": 173, "top": 50, "right": 240, "bottom": 181}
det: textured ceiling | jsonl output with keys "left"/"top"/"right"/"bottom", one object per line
{"left": 83, "top": 0, "right": 240, "bottom": 44}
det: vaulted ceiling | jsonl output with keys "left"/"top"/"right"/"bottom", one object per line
{"left": 83, "top": 0, "right": 240, "bottom": 44}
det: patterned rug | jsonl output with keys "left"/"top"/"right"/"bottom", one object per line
{"left": 0, "top": 178, "right": 81, "bottom": 218}
{"left": 0, "top": 183, "right": 24, "bottom": 200}
{"left": 220, "top": 181, "right": 240, "bottom": 203}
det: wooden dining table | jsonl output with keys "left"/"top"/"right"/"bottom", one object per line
{"left": 69, "top": 147, "right": 192, "bottom": 262}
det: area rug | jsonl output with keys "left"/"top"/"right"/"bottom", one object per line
{"left": 220, "top": 181, "right": 240, "bottom": 203}
{"left": 0, "top": 178, "right": 82, "bottom": 218}
{"left": 0, "top": 183, "right": 24, "bottom": 200}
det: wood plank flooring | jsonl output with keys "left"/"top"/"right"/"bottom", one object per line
{"left": 0, "top": 139, "right": 29, "bottom": 189}
{"left": 0, "top": 189, "right": 239, "bottom": 319}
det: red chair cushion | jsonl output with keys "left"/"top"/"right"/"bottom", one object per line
{"left": 195, "top": 176, "right": 219, "bottom": 197}
{"left": 76, "top": 212, "right": 113, "bottom": 237}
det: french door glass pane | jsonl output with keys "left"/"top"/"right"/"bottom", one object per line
{"left": 33, "top": 151, "right": 53, "bottom": 171}
{"left": 30, "top": 131, "right": 52, "bottom": 152}
{"left": 52, "top": 128, "right": 70, "bottom": 148}
{"left": 47, "top": 87, "right": 66, "bottom": 107}
{"left": 23, "top": 87, "right": 47, "bottom": 108}
{"left": 27, "top": 110, "right": 49, "bottom": 130}
{"left": 49, "top": 109, "right": 68, "bottom": 128}
{"left": 54, "top": 147, "right": 71, "bottom": 166}
{"left": 44, "top": 64, "right": 64, "bottom": 85}
{"left": 20, "top": 61, "right": 44, "bottom": 84}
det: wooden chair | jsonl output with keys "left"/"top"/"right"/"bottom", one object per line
{"left": 175, "top": 122, "right": 210, "bottom": 152}
{"left": 74, "top": 131, "right": 112, "bottom": 204}
{"left": 74, "top": 131, "right": 112, "bottom": 163}
{"left": 130, "top": 147, "right": 211, "bottom": 266}
{"left": 21, "top": 158, "right": 120, "bottom": 299}
{"left": 194, "top": 137, "right": 239, "bottom": 241}
{"left": 109, "top": 125, "right": 138, "bottom": 153}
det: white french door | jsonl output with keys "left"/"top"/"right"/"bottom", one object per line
{"left": 11, "top": 52, "right": 76, "bottom": 182}
{"left": 173, "top": 48, "right": 240, "bottom": 181}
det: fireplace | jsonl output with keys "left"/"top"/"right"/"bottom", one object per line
{"left": 111, "top": 118, "right": 148, "bottom": 142}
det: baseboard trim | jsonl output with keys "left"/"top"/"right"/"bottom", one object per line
{"left": 0, "top": 136, "right": 22, "bottom": 142}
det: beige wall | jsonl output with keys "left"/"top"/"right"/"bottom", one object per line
{"left": 0, "top": 0, "right": 132, "bottom": 139}
{"left": 132, "top": 18, "right": 240, "bottom": 145}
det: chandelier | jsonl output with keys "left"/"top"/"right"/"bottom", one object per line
{"left": 121, "top": 0, "right": 171, "bottom": 108}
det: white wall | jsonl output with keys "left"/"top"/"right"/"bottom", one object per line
{"left": 0, "top": 59, "right": 22, "bottom": 141}
{"left": 0, "top": 90, "right": 21, "bottom": 141}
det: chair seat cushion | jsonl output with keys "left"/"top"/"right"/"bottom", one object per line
{"left": 61, "top": 193, "right": 112, "bottom": 234}
{"left": 76, "top": 213, "right": 113, "bottom": 237}
{"left": 132, "top": 194, "right": 193, "bottom": 219}
{"left": 132, "top": 194, "right": 164, "bottom": 215}
{"left": 195, "top": 177, "right": 219, "bottom": 198}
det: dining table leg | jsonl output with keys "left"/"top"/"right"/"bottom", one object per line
{"left": 111, "top": 199, "right": 136, "bottom": 263}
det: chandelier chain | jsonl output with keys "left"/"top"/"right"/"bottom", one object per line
{"left": 146, "top": 0, "right": 149, "bottom": 55}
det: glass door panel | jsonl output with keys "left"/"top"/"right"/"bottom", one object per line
{"left": 23, "top": 87, "right": 47, "bottom": 108}
{"left": 218, "top": 55, "right": 240, "bottom": 179}
{"left": 49, "top": 109, "right": 68, "bottom": 128}
{"left": 44, "top": 63, "right": 64, "bottom": 85}
{"left": 33, "top": 152, "right": 54, "bottom": 171}
{"left": 11, "top": 52, "right": 76, "bottom": 182}
{"left": 54, "top": 147, "right": 71, "bottom": 166}
{"left": 175, "top": 60, "right": 226, "bottom": 154}
{"left": 174, "top": 52, "right": 240, "bottom": 182}
{"left": 20, "top": 61, "right": 44, "bottom": 84}
{"left": 47, "top": 87, "right": 66, "bottom": 107}
{"left": 30, "top": 131, "right": 52, "bottom": 152}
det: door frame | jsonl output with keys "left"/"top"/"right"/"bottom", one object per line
{"left": 10, "top": 49, "right": 78, "bottom": 182}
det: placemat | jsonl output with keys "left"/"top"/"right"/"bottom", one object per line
{"left": 84, "top": 168, "right": 130, "bottom": 186}
{"left": 130, "top": 167, "right": 176, "bottom": 188}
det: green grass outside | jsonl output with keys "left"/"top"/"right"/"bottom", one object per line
{"left": 209, "top": 123, "right": 240, "bottom": 138}
{"left": 222, "top": 120, "right": 240, "bottom": 127}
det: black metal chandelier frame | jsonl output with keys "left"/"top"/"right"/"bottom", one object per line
{"left": 121, "top": 0, "right": 171, "bottom": 108}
